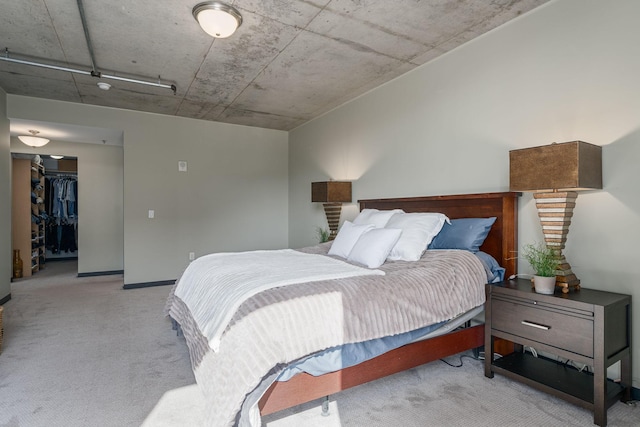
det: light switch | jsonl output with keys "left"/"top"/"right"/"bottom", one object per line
{"left": 148, "top": 210, "right": 155, "bottom": 219}
{"left": 178, "top": 161, "right": 187, "bottom": 172}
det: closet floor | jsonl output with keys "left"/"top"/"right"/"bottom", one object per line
{"left": 12, "top": 259, "right": 77, "bottom": 283}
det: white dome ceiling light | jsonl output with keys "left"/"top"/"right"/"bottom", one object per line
{"left": 193, "top": 2, "right": 242, "bottom": 38}
{"left": 18, "top": 130, "right": 50, "bottom": 147}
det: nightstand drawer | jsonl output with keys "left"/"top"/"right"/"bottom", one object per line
{"left": 492, "top": 298, "right": 593, "bottom": 358}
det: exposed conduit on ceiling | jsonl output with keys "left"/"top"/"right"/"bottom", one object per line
{"left": 0, "top": 0, "right": 177, "bottom": 94}
{"left": 0, "top": 50, "right": 177, "bottom": 94}
{"left": 76, "top": 0, "right": 99, "bottom": 75}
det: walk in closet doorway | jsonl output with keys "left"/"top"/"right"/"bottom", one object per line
{"left": 43, "top": 156, "right": 78, "bottom": 261}
{"left": 11, "top": 153, "right": 78, "bottom": 280}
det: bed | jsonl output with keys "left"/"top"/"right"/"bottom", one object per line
{"left": 167, "top": 191, "right": 520, "bottom": 426}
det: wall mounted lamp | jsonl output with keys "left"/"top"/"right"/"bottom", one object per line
{"left": 193, "top": 2, "right": 243, "bottom": 38}
{"left": 312, "top": 181, "right": 352, "bottom": 240}
{"left": 510, "top": 141, "right": 602, "bottom": 293}
{"left": 18, "top": 130, "right": 50, "bottom": 148}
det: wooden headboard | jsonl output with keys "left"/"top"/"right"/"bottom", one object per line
{"left": 359, "top": 192, "right": 521, "bottom": 278}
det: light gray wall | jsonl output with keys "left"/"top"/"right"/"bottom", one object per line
{"left": 7, "top": 96, "right": 289, "bottom": 285}
{"left": 10, "top": 139, "right": 124, "bottom": 275}
{"left": 0, "top": 88, "right": 10, "bottom": 301}
{"left": 289, "top": 0, "right": 640, "bottom": 388}
{"left": 122, "top": 114, "right": 289, "bottom": 284}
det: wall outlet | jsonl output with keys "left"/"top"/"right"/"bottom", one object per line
{"left": 189, "top": 252, "right": 195, "bottom": 261}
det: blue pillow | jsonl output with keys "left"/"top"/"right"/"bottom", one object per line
{"left": 428, "top": 217, "right": 497, "bottom": 252}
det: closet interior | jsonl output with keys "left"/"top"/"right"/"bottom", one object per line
{"left": 12, "top": 154, "right": 78, "bottom": 279}
{"left": 44, "top": 157, "right": 78, "bottom": 260}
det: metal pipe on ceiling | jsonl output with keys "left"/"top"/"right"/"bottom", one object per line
{"left": 0, "top": 54, "right": 92, "bottom": 76}
{"left": 76, "top": 0, "right": 99, "bottom": 74}
{"left": 0, "top": 0, "right": 178, "bottom": 95}
{"left": 1, "top": 49, "right": 177, "bottom": 94}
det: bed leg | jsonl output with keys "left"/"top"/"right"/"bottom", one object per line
{"left": 321, "top": 396, "right": 330, "bottom": 416}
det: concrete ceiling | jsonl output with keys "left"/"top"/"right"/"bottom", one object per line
{"left": 0, "top": 0, "right": 549, "bottom": 134}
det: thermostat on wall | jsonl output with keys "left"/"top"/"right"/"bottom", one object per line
{"left": 178, "top": 161, "right": 187, "bottom": 172}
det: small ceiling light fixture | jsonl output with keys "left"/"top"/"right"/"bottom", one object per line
{"left": 50, "top": 155, "right": 64, "bottom": 160}
{"left": 193, "top": 2, "right": 242, "bottom": 38}
{"left": 97, "top": 81, "right": 111, "bottom": 90}
{"left": 18, "top": 130, "right": 50, "bottom": 148}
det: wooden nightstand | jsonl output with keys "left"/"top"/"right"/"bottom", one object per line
{"left": 484, "top": 279, "right": 632, "bottom": 427}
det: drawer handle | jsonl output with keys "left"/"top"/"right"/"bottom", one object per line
{"left": 521, "top": 320, "right": 550, "bottom": 330}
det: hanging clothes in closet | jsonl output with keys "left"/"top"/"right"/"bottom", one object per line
{"left": 44, "top": 175, "right": 78, "bottom": 255}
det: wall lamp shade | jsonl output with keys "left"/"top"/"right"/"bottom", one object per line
{"left": 18, "top": 130, "right": 49, "bottom": 147}
{"left": 509, "top": 141, "right": 602, "bottom": 293}
{"left": 312, "top": 181, "right": 352, "bottom": 240}
{"left": 193, "top": 2, "right": 242, "bottom": 38}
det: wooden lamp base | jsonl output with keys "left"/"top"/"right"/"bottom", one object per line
{"left": 323, "top": 203, "right": 342, "bottom": 241}
{"left": 534, "top": 191, "right": 580, "bottom": 293}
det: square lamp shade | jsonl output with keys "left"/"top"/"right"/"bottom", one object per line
{"left": 312, "top": 181, "right": 352, "bottom": 240}
{"left": 509, "top": 141, "right": 602, "bottom": 293}
{"left": 509, "top": 141, "right": 602, "bottom": 192}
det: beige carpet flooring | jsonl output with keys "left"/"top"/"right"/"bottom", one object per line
{"left": 1, "top": 261, "right": 638, "bottom": 427}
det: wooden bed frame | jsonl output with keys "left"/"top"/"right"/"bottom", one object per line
{"left": 259, "top": 191, "right": 520, "bottom": 415}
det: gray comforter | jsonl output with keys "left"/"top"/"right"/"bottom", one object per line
{"left": 166, "top": 244, "right": 486, "bottom": 427}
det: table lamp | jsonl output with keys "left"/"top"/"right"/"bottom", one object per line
{"left": 509, "top": 141, "right": 602, "bottom": 293}
{"left": 311, "top": 181, "right": 352, "bottom": 240}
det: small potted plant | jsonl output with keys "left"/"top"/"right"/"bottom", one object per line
{"left": 316, "top": 227, "right": 330, "bottom": 243}
{"left": 521, "top": 242, "right": 559, "bottom": 294}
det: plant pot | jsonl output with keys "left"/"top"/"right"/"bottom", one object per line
{"left": 533, "top": 275, "right": 556, "bottom": 295}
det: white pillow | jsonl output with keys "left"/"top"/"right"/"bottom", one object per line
{"left": 353, "top": 208, "right": 405, "bottom": 228}
{"left": 347, "top": 228, "right": 402, "bottom": 268}
{"left": 328, "top": 221, "right": 374, "bottom": 259}
{"left": 385, "top": 212, "right": 449, "bottom": 261}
